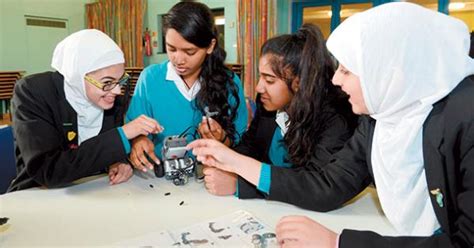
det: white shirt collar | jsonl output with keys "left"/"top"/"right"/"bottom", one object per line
{"left": 166, "top": 61, "right": 201, "bottom": 101}
{"left": 275, "top": 111, "right": 289, "bottom": 136}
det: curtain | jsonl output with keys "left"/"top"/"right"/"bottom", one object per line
{"left": 86, "top": 0, "right": 146, "bottom": 67}
{"left": 237, "top": 0, "right": 277, "bottom": 99}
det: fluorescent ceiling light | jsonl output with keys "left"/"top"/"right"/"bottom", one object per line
{"left": 449, "top": 2, "right": 466, "bottom": 10}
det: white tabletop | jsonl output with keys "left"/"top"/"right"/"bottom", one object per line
{"left": 0, "top": 173, "right": 396, "bottom": 247}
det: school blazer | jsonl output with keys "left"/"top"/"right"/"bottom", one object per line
{"left": 8, "top": 71, "right": 128, "bottom": 192}
{"left": 270, "top": 75, "right": 474, "bottom": 247}
{"left": 235, "top": 94, "right": 357, "bottom": 199}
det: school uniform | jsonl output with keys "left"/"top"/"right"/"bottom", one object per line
{"left": 126, "top": 61, "right": 248, "bottom": 158}
{"left": 235, "top": 94, "right": 357, "bottom": 199}
{"left": 270, "top": 75, "right": 474, "bottom": 247}
{"left": 8, "top": 71, "right": 130, "bottom": 192}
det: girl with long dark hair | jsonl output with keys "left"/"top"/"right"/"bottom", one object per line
{"left": 126, "top": 2, "right": 247, "bottom": 171}
{"left": 191, "top": 24, "right": 357, "bottom": 199}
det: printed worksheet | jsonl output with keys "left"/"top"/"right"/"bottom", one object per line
{"left": 118, "top": 210, "right": 277, "bottom": 247}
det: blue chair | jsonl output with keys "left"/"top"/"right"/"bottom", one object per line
{"left": 0, "top": 126, "right": 16, "bottom": 194}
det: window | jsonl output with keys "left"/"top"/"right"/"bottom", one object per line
{"left": 340, "top": 3, "right": 372, "bottom": 23}
{"left": 449, "top": 0, "right": 474, "bottom": 32}
{"left": 293, "top": 0, "right": 473, "bottom": 35}
{"left": 404, "top": 0, "right": 438, "bottom": 11}
{"left": 292, "top": 0, "right": 373, "bottom": 36}
{"left": 303, "top": 5, "right": 332, "bottom": 39}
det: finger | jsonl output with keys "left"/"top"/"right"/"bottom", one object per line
{"left": 278, "top": 215, "right": 309, "bottom": 225}
{"left": 110, "top": 173, "right": 120, "bottom": 185}
{"left": 207, "top": 117, "right": 219, "bottom": 133}
{"left": 113, "top": 169, "right": 127, "bottom": 184}
{"left": 202, "top": 166, "right": 214, "bottom": 176}
{"left": 186, "top": 139, "right": 214, "bottom": 150}
{"left": 203, "top": 180, "right": 212, "bottom": 190}
{"left": 136, "top": 149, "right": 153, "bottom": 171}
{"left": 113, "top": 164, "right": 132, "bottom": 184}
{"left": 136, "top": 116, "right": 157, "bottom": 130}
{"left": 199, "top": 131, "right": 213, "bottom": 139}
{"left": 204, "top": 182, "right": 216, "bottom": 195}
{"left": 109, "top": 170, "right": 116, "bottom": 182}
{"left": 129, "top": 151, "right": 142, "bottom": 171}
{"left": 130, "top": 151, "right": 147, "bottom": 172}
{"left": 109, "top": 170, "right": 118, "bottom": 184}
{"left": 142, "top": 118, "right": 163, "bottom": 133}
{"left": 146, "top": 150, "right": 160, "bottom": 165}
{"left": 110, "top": 164, "right": 125, "bottom": 184}
{"left": 201, "top": 157, "right": 226, "bottom": 170}
{"left": 141, "top": 115, "right": 165, "bottom": 133}
{"left": 276, "top": 226, "right": 303, "bottom": 244}
{"left": 134, "top": 117, "right": 161, "bottom": 135}
{"left": 203, "top": 175, "right": 214, "bottom": 186}
{"left": 197, "top": 124, "right": 212, "bottom": 139}
{"left": 139, "top": 125, "right": 156, "bottom": 136}
{"left": 196, "top": 155, "right": 218, "bottom": 166}
{"left": 199, "top": 118, "right": 213, "bottom": 138}
{"left": 108, "top": 166, "right": 118, "bottom": 176}
{"left": 192, "top": 146, "right": 219, "bottom": 158}
{"left": 280, "top": 239, "right": 300, "bottom": 248}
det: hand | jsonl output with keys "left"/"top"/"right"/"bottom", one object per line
{"left": 122, "top": 114, "right": 164, "bottom": 140}
{"left": 198, "top": 117, "right": 230, "bottom": 146}
{"left": 186, "top": 139, "right": 243, "bottom": 173}
{"left": 129, "top": 135, "right": 159, "bottom": 172}
{"left": 188, "top": 139, "right": 262, "bottom": 186}
{"left": 276, "top": 216, "right": 339, "bottom": 248}
{"left": 108, "top": 162, "right": 133, "bottom": 185}
{"left": 203, "top": 165, "right": 237, "bottom": 196}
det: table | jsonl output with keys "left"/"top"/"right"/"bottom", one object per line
{"left": 0, "top": 173, "right": 396, "bottom": 247}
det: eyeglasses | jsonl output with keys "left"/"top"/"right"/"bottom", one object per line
{"left": 84, "top": 72, "right": 130, "bottom": 91}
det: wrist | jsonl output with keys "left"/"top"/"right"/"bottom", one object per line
{"left": 234, "top": 155, "right": 261, "bottom": 185}
{"left": 121, "top": 125, "right": 131, "bottom": 139}
{"left": 219, "top": 131, "right": 226, "bottom": 141}
{"left": 132, "top": 135, "right": 146, "bottom": 144}
{"left": 220, "top": 131, "right": 234, "bottom": 147}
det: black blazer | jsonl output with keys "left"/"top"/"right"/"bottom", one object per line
{"left": 270, "top": 75, "right": 474, "bottom": 247}
{"left": 8, "top": 71, "right": 128, "bottom": 192}
{"left": 235, "top": 94, "right": 357, "bottom": 199}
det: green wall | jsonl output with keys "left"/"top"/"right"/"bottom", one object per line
{"left": 277, "top": 0, "right": 291, "bottom": 35}
{"left": 0, "top": 0, "right": 90, "bottom": 74}
{"left": 0, "top": 0, "right": 291, "bottom": 71}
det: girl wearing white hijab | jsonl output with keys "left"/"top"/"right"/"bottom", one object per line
{"left": 9, "top": 29, "right": 161, "bottom": 192}
{"left": 189, "top": 2, "right": 474, "bottom": 247}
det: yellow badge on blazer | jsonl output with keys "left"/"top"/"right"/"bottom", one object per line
{"left": 67, "top": 131, "right": 76, "bottom": 141}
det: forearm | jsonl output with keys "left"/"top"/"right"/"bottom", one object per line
{"left": 340, "top": 230, "right": 454, "bottom": 248}
{"left": 269, "top": 163, "right": 371, "bottom": 212}
{"left": 233, "top": 154, "right": 262, "bottom": 186}
{"left": 26, "top": 129, "right": 126, "bottom": 188}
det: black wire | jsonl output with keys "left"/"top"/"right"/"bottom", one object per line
{"left": 178, "top": 125, "right": 195, "bottom": 138}
{"left": 179, "top": 125, "right": 201, "bottom": 138}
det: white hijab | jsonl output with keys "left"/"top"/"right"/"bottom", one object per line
{"left": 327, "top": 2, "right": 474, "bottom": 235}
{"left": 51, "top": 29, "right": 124, "bottom": 144}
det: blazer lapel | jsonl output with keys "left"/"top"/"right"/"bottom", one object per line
{"left": 423, "top": 103, "right": 450, "bottom": 234}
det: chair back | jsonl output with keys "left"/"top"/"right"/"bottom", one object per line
{"left": 0, "top": 126, "right": 16, "bottom": 194}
